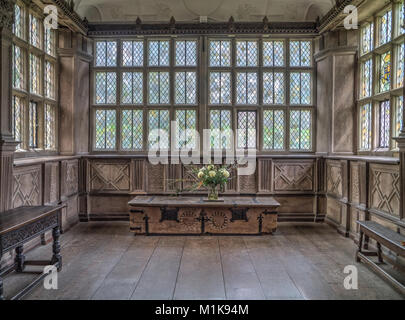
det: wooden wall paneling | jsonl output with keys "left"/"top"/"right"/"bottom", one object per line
{"left": 43, "top": 162, "right": 60, "bottom": 205}
{"left": 88, "top": 159, "right": 130, "bottom": 193}
{"left": 132, "top": 159, "right": 146, "bottom": 193}
{"left": 258, "top": 158, "right": 272, "bottom": 193}
{"left": 272, "top": 160, "right": 315, "bottom": 193}
{"left": 12, "top": 165, "right": 42, "bottom": 208}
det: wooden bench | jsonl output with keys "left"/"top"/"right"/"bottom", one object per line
{"left": 356, "top": 220, "right": 405, "bottom": 295}
{"left": 0, "top": 205, "right": 63, "bottom": 300}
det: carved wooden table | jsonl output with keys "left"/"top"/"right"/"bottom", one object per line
{"left": 128, "top": 196, "right": 280, "bottom": 235}
{"left": 0, "top": 205, "right": 63, "bottom": 300}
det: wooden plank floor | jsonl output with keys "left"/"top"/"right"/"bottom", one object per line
{"left": 2, "top": 222, "right": 405, "bottom": 300}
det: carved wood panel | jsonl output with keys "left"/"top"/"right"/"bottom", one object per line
{"left": 147, "top": 162, "right": 164, "bottom": 192}
{"left": 89, "top": 160, "right": 130, "bottom": 192}
{"left": 350, "top": 162, "right": 360, "bottom": 204}
{"left": 61, "top": 159, "right": 79, "bottom": 197}
{"left": 132, "top": 159, "right": 145, "bottom": 191}
{"left": 258, "top": 159, "right": 272, "bottom": 192}
{"left": 273, "top": 160, "right": 314, "bottom": 192}
{"left": 44, "top": 162, "right": 60, "bottom": 204}
{"left": 369, "top": 164, "right": 400, "bottom": 217}
{"left": 326, "top": 160, "right": 343, "bottom": 198}
{"left": 13, "top": 165, "right": 42, "bottom": 208}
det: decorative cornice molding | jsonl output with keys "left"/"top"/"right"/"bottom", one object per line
{"left": 51, "top": 0, "right": 88, "bottom": 34}
{"left": 319, "top": 0, "right": 357, "bottom": 33}
{"left": 0, "top": 0, "right": 15, "bottom": 31}
{"left": 87, "top": 21, "right": 318, "bottom": 37}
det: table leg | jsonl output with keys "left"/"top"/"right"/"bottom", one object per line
{"left": 15, "top": 245, "right": 25, "bottom": 272}
{"left": 356, "top": 230, "right": 364, "bottom": 262}
{"left": 0, "top": 250, "right": 3, "bottom": 300}
{"left": 377, "top": 242, "right": 383, "bottom": 263}
{"left": 51, "top": 226, "right": 62, "bottom": 272}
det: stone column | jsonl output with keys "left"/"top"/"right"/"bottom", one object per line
{"left": 0, "top": 0, "right": 18, "bottom": 212}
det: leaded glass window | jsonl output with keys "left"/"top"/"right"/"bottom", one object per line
{"left": 289, "top": 40, "right": 311, "bottom": 67}
{"left": 13, "top": 44, "right": 24, "bottom": 90}
{"left": 175, "top": 72, "right": 197, "bottom": 105}
{"left": 122, "top": 41, "right": 143, "bottom": 67}
{"left": 237, "top": 111, "right": 256, "bottom": 149}
{"left": 379, "top": 51, "right": 391, "bottom": 92}
{"left": 95, "top": 41, "right": 117, "bottom": 67}
{"left": 396, "top": 96, "right": 403, "bottom": 137}
{"left": 236, "top": 72, "right": 258, "bottom": 105}
{"left": 379, "top": 10, "right": 392, "bottom": 46}
{"left": 236, "top": 40, "right": 258, "bottom": 67}
{"left": 209, "top": 72, "right": 231, "bottom": 104}
{"left": 361, "top": 23, "right": 374, "bottom": 55}
{"left": 396, "top": 43, "right": 404, "bottom": 88}
{"left": 148, "top": 72, "right": 170, "bottom": 104}
{"left": 263, "top": 40, "right": 284, "bottom": 67}
{"left": 95, "top": 72, "right": 117, "bottom": 104}
{"left": 175, "top": 40, "right": 197, "bottom": 66}
{"left": 359, "top": 103, "right": 372, "bottom": 150}
{"left": 175, "top": 109, "right": 197, "bottom": 149}
{"left": 209, "top": 40, "right": 231, "bottom": 67}
{"left": 13, "top": 3, "right": 24, "bottom": 39}
{"left": 121, "top": 72, "right": 143, "bottom": 104}
{"left": 289, "top": 110, "right": 311, "bottom": 150}
{"left": 121, "top": 109, "right": 143, "bottom": 150}
{"left": 29, "top": 101, "right": 38, "bottom": 148}
{"left": 148, "top": 109, "right": 170, "bottom": 149}
{"left": 210, "top": 110, "right": 232, "bottom": 149}
{"left": 45, "top": 61, "right": 55, "bottom": 99}
{"left": 45, "top": 104, "right": 56, "bottom": 150}
{"left": 399, "top": 1, "right": 405, "bottom": 35}
{"left": 263, "top": 110, "right": 285, "bottom": 150}
{"left": 360, "top": 59, "right": 373, "bottom": 98}
{"left": 45, "top": 27, "right": 56, "bottom": 56}
{"left": 30, "top": 53, "right": 41, "bottom": 95}
{"left": 379, "top": 100, "right": 390, "bottom": 148}
{"left": 263, "top": 72, "right": 284, "bottom": 105}
{"left": 290, "top": 72, "right": 311, "bottom": 105}
{"left": 95, "top": 109, "right": 116, "bottom": 150}
{"left": 29, "top": 13, "right": 41, "bottom": 48}
{"left": 12, "top": 96, "right": 24, "bottom": 149}
{"left": 148, "top": 40, "right": 170, "bottom": 66}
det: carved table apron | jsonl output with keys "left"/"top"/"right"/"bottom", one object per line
{"left": 128, "top": 196, "right": 280, "bottom": 235}
{"left": 0, "top": 205, "right": 63, "bottom": 300}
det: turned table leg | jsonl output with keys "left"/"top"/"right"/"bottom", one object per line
{"left": 51, "top": 226, "right": 62, "bottom": 271}
{"left": 15, "top": 245, "right": 25, "bottom": 272}
{"left": 356, "top": 230, "right": 364, "bottom": 262}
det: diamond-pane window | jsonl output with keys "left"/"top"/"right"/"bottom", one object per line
{"left": 290, "top": 41, "right": 311, "bottom": 67}
{"left": 148, "top": 109, "right": 170, "bottom": 149}
{"left": 209, "top": 40, "right": 231, "bottom": 67}
{"left": 263, "top": 72, "right": 284, "bottom": 105}
{"left": 95, "top": 72, "right": 117, "bottom": 104}
{"left": 30, "top": 53, "right": 41, "bottom": 95}
{"left": 289, "top": 110, "right": 312, "bottom": 150}
{"left": 379, "top": 100, "right": 390, "bottom": 148}
{"left": 175, "top": 72, "right": 197, "bottom": 105}
{"left": 396, "top": 96, "right": 404, "bottom": 137}
{"left": 175, "top": 40, "right": 197, "bottom": 66}
{"left": 176, "top": 109, "right": 197, "bottom": 149}
{"left": 29, "top": 13, "right": 41, "bottom": 48}
{"left": 263, "top": 40, "right": 284, "bottom": 67}
{"left": 45, "top": 61, "right": 55, "bottom": 99}
{"left": 13, "top": 45, "right": 24, "bottom": 90}
{"left": 360, "top": 59, "right": 373, "bottom": 98}
{"left": 236, "top": 40, "right": 258, "bottom": 67}
{"left": 148, "top": 72, "right": 170, "bottom": 104}
{"left": 122, "top": 41, "right": 143, "bottom": 67}
{"left": 361, "top": 23, "right": 374, "bottom": 55}
{"left": 121, "top": 72, "right": 143, "bottom": 104}
{"left": 95, "top": 109, "right": 116, "bottom": 150}
{"left": 148, "top": 40, "right": 170, "bottom": 66}
{"left": 12, "top": 96, "right": 24, "bottom": 149}
{"left": 209, "top": 72, "right": 231, "bottom": 104}
{"left": 379, "top": 10, "right": 392, "bottom": 46}
{"left": 400, "top": 2, "right": 405, "bottom": 35}
{"left": 13, "top": 4, "right": 24, "bottom": 39}
{"left": 290, "top": 72, "right": 311, "bottom": 105}
{"left": 359, "top": 103, "right": 372, "bottom": 150}
{"left": 121, "top": 109, "right": 143, "bottom": 150}
{"left": 210, "top": 110, "right": 232, "bottom": 149}
{"left": 29, "top": 101, "right": 38, "bottom": 149}
{"left": 396, "top": 43, "right": 404, "bottom": 88}
{"left": 236, "top": 72, "right": 258, "bottom": 105}
{"left": 379, "top": 51, "right": 391, "bottom": 92}
{"left": 95, "top": 41, "right": 117, "bottom": 67}
{"left": 237, "top": 111, "right": 256, "bottom": 149}
{"left": 45, "top": 27, "right": 56, "bottom": 56}
{"left": 263, "top": 110, "right": 285, "bottom": 150}
{"left": 45, "top": 104, "right": 56, "bottom": 150}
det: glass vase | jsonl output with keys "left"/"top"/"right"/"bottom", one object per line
{"left": 207, "top": 185, "right": 219, "bottom": 201}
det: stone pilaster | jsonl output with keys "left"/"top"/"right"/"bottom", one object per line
{"left": 0, "top": 0, "right": 18, "bottom": 212}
